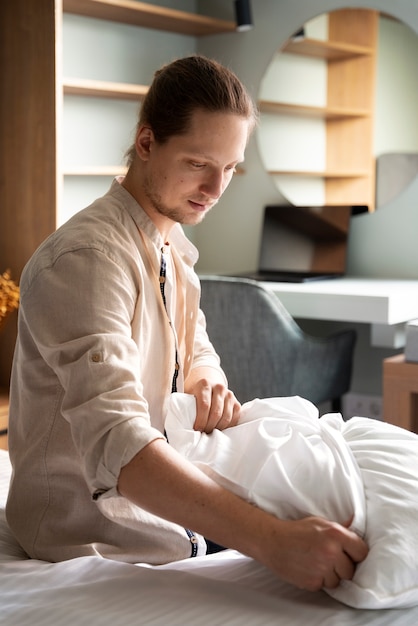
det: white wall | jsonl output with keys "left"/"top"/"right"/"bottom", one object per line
{"left": 375, "top": 16, "right": 418, "bottom": 155}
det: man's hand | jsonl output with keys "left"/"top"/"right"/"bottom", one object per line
{"left": 261, "top": 516, "right": 369, "bottom": 592}
{"left": 184, "top": 367, "right": 241, "bottom": 433}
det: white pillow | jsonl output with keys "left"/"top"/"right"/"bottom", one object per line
{"left": 165, "top": 393, "right": 418, "bottom": 609}
{"left": 332, "top": 415, "right": 418, "bottom": 609}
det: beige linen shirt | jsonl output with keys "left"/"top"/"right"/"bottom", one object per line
{"left": 6, "top": 179, "right": 224, "bottom": 563}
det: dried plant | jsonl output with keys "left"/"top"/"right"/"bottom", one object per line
{"left": 0, "top": 270, "right": 19, "bottom": 331}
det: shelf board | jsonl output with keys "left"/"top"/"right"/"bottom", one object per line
{"left": 258, "top": 100, "right": 370, "bottom": 120}
{"left": 282, "top": 37, "right": 374, "bottom": 60}
{"left": 63, "top": 0, "right": 236, "bottom": 36}
{"left": 63, "top": 77, "right": 148, "bottom": 100}
{"left": 64, "top": 166, "right": 128, "bottom": 176}
{"left": 268, "top": 170, "right": 371, "bottom": 179}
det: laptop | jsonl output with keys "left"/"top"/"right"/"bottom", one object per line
{"left": 240, "top": 204, "right": 354, "bottom": 283}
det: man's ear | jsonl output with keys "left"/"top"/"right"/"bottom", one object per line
{"left": 135, "top": 125, "right": 154, "bottom": 161}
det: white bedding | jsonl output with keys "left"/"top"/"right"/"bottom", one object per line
{"left": 166, "top": 394, "right": 418, "bottom": 610}
{"left": 2, "top": 443, "right": 418, "bottom": 624}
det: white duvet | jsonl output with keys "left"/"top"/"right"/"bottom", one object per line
{"left": 165, "top": 393, "right": 418, "bottom": 609}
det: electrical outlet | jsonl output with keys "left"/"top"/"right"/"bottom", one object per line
{"left": 343, "top": 393, "right": 383, "bottom": 421}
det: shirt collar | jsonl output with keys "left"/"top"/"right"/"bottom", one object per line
{"left": 110, "top": 177, "right": 199, "bottom": 267}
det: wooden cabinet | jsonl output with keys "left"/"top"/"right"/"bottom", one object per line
{"left": 258, "top": 8, "right": 378, "bottom": 211}
{"left": 0, "top": 0, "right": 235, "bottom": 388}
{"left": 383, "top": 354, "right": 418, "bottom": 433}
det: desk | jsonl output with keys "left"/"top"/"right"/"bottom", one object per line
{"left": 383, "top": 354, "right": 418, "bottom": 433}
{"left": 262, "top": 277, "right": 418, "bottom": 348}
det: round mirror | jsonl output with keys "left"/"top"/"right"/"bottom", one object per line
{"left": 256, "top": 8, "right": 418, "bottom": 211}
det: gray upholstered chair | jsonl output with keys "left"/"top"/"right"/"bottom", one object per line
{"left": 199, "top": 275, "right": 356, "bottom": 412}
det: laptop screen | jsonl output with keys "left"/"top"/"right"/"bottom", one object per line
{"left": 258, "top": 205, "right": 352, "bottom": 280}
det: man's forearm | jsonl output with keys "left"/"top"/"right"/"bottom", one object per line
{"left": 117, "top": 437, "right": 268, "bottom": 555}
{"left": 117, "top": 437, "right": 368, "bottom": 591}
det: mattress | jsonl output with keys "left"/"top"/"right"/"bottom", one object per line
{"left": 1, "top": 449, "right": 418, "bottom": 625}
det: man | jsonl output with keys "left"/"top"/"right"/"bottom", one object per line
{"left": 6, "top": 56, "right": 367, "bottom": 591}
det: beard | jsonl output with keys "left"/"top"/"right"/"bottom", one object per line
{"left": 142, "top": 171, "right": 214, "bottom": 226}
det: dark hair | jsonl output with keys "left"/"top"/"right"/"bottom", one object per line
{"left": 125, "top": 55, "right": 258, "bottom": 165}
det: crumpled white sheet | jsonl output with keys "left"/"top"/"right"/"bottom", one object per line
{"left": 165, "top": 393, "right": 418, "bottom": 609}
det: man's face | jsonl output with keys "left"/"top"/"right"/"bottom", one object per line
{"left": 139, "top": 109, "right": 250, "bottom": 233}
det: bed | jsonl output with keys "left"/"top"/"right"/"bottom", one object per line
{"left": 2, "top": 448, "right": 418, "bottom": 625}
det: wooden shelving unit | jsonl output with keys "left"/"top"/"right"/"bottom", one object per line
{"left": 62, "top": 77, "right": 143, "bottom": 181}
{"left": 61, "top": 1, "right": 235, "bottom": 178}
{"left": 259, "top": 8, "right": 378, "bottom": 210}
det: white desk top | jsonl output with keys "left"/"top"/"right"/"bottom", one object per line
{"left": 262, "top": 277, "right": 418, "bottom": 326}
